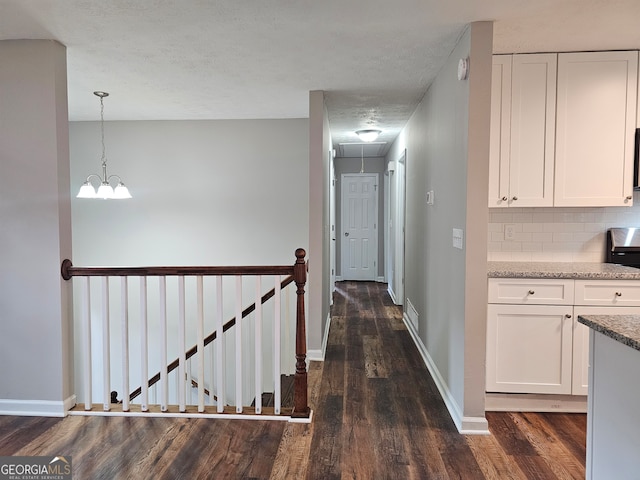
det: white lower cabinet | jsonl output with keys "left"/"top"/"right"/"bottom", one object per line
{"left": 486, "top": 303, "right": 573, "bottom": 394}
{"left": 487, "top": 278, "right": 640, "bottom": 397}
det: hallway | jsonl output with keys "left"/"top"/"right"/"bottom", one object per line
{"left": 0, "top": 281, "right": 586, "bottom": 479}
{"left": 304, "top": 281, "right": 586, "bottom": 479}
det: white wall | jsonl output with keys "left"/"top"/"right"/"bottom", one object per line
{"left": 488, "top": 196, "right": 640, "bottom": 261}
{"left": 385, "top": 22, "right": 493, "bottom": 433}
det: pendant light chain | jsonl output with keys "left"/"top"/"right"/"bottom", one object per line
{"left": 99, "top": 94, "right": 107, "bottom": 167}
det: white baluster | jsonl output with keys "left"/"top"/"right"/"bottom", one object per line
{"left": 186, "top": 357, "right": 192, "bottom": 405}
{"left": 82, "top": 277, "right": 92, "bottom": 410}
{"left": 102, "top": 277, "right": 110, "bottom": 411}
{"left": 215, "top": 275, "right": 225, "bottom": 413}
{"left": 255, "top": 276, "right": 262, "bottom": 414}
{"left": 197, "top": 276, "right": 205, "bottom": 412}
{"left": 274, "top": 275, "right": 281, "bottom": 414}
{"left": 209, "top": 333, "right": 214, "bottom": 406}
{"left": 121, "top": 277, "right": 130, "bottom": 412}
{"left": 235, "top": 275, "right": 243, "bottom": 413}
{"left": 178, "top": 276, "right": 186, "bottom": 412}
{"left": 140, "top": 277, "right": 148, "bottom": 412}
{"left": 159, "top": 276, "right": 168, "bottom": 412}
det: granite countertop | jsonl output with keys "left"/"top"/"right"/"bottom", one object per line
{"left": 487, "top": 261, "right": 640, "bottom": 280}
{"left": 578, "top": 315, "right": 640, "bottom": 352}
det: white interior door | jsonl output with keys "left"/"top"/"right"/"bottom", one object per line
{"left": 388, "top": 150, "right": 406, "bottom": 305}
{"left": 341, "top": 174, "right": 378, "bottom": 281}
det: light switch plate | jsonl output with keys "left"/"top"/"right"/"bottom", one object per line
{"left": 453, "top": 228, "right": 464, "bottom": 249}
{"left": 426, "top": 190, "right": 434, "bottom": 205}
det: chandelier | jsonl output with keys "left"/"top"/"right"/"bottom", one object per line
{"left": 76, "top": 91, "right": 132, "bottom": 199}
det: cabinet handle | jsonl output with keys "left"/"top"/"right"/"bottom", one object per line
{"left": 565, "top": 314, "right": 572, "bottom": 319}
{"left": 626, "top": 196, "right": 633, "bottom": 201}
{"left": 615, "top": 292, "right": 622, "bottom": 297}
{"left": 501, "top": 196, "right": 508, "bottom": 202}
{"left": 527, "top": 290, "right": 535, "bottom": 295}
{"left": 512, "top": 196, "right": 518, "bottom": 201}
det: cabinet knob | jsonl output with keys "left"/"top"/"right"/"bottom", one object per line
{"left": 527, "top": 290, "right": 535, "bottom": 295}
{"left": 512, "top": 196, "right": 518, "bottom": 201}
{"left": 615, "top": 292, "right": 622, "bottom": 297}
{"left": 565, "top": 314, "right": 572, "bottom": 319}
{"left": 501, "top": 196, "right": 508, "bottom": 202}
{"left": 626, "top": 196, "right": 633, "bottom": 201}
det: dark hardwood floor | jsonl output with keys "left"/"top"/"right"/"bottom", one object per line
{"left": 0, "top": 281, "right": 585, "bottom": 479}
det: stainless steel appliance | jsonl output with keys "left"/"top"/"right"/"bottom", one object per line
{"left": 606, "top": 227, "right": 640, "bottom": 267}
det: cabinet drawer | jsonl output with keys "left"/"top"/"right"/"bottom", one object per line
{"left": 574, "top": 280, "right": 640, "bottom": 306}
{"left": 488, "top": 278, "right": 574, "bottom": 305}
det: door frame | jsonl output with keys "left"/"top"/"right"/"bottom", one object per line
{"left": 388, "top": 149, "right": 406, "bottom": 305}
{"left": 340, "top": 172, "right": 379, "bottom": 281}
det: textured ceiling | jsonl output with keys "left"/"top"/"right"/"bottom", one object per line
{"left": 1, "top": 0, "right": 639, "bottom": 157}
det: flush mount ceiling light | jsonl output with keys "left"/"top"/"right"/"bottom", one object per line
{"left": 77, "top": 91, "right": 132, "bottom": 200}
{"left": 355, "top": 129, "right": 382, "bottom": 142}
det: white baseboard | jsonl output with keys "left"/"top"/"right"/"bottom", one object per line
{"left": 336, "top": 276, "right": 343, "bottom": 282}
{"left": 0, "top": 394, "right": 76, "bottom": 417}
{"left": 402, "top": 314, "right": 489, "bottom": 435}
{"left": 376, "top": 276, "right": 385, "bottom": 283}
{"left": 307, "top": 312, "right": 332, "bottom": 362}
{"left": 387, "top": 286, "right": 398, "bottom": 304}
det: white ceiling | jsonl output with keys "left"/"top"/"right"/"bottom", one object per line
{"left": 2, "top": 0, "right": 639, "bottom": 157}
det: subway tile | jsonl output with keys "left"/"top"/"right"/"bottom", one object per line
{"left": 490, "top": 213, "right": 513, "bottom": 223}
{"left": 522, "top": 242, "right": 543, "bottom": 252}
{"left": 583, "top": 222, "right": 606, "bottom": 232}
{"left": 553, "top": 232, "right": 573, "bottom": 242}
{"left": 490, "top": 231, "right": 504, "bottom": 242}
{"left": 487, "top": 223, "right": 503, "bottom": 232}
{"left": 532, "top": 232, "right": 553, "bottom": 242}
{"left": 512, "top": 212, "right": 533, "bottom": 223}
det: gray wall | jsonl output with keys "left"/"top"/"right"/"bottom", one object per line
{"left": 0, "top": 40, "right": 73, "bottom": 414}
{"left": 70, "top": 119, "right": 309, "bottom": 267}
{"left": 385, "top": 22, "right": 492, "bottom": 430}
{"left": 334, "top": 156, "right": 386, "bottom": 278}
{"left": 307, "top": 91, "right": 332, "bottom": 357}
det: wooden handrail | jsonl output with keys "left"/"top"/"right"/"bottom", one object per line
{"left": 128, "top": 274, "right": 295, "bottom": 402}
{"left": 61, "top": 260, "right": 293, "bottom": 280}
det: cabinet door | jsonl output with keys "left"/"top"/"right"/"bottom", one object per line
{"left": 487, "top": 304, "right": 573, "bottom": 394}
{"left": 489, "top": 55, "right": 512, "bottom": 207}
{"left": 572, "top": 306, "right": 640, "bottom": 396}
{"left": 509, "top": 54, "right": 557, "bottom": 207}
{"left": 555, "top": 51, "right": 638, "bottom": 207}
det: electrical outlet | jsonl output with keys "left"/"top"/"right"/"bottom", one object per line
{"left": 504, "top": 224, "right": 516, "bottom": 241}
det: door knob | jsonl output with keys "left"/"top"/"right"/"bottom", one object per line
{"left": 344, "top": 232, "right": 349, "bottom": 237}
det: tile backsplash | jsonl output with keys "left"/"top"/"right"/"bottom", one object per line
{"left": 488, "top": 192, "right": 640, "bottom": 262}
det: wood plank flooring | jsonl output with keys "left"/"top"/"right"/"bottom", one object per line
{"left": 0, "top": 281, "right": 585, "bottom": 479}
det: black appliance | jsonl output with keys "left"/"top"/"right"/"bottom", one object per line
{"left": 634, "top": 128, "right": 640, "bottom": 190}
{"left": 606, "top": 228, "right": 640, "bottom": 267}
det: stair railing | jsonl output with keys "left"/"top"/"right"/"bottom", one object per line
{"left": 61, "top": 248, "right": 309, "bottom": 418}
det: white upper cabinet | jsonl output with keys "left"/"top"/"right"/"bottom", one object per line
{"left": 489, "top": 55, "right": 512, "bottom": 207}
{"left": 554, "top": 51, "right": 638, "bottom": 207}
{"left": 489, "top": 54, "right": 557, "bottom": 207}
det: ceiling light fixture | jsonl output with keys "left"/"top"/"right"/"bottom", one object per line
{"left": 77, "top": 91, "right": 132, "bottom": 200}
{"left": 355, "top": 129, "right": 382, "bottom": 142}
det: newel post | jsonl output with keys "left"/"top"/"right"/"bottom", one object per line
{"left": 292, "top": 248, "right": 310, "bottom": 418}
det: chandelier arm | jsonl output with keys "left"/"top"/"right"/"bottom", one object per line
{"left": 83, "top": 173, "right": 104, "bottom": 186}
{"left": 106, "top": 174, "right": 124, "bottom": 184}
